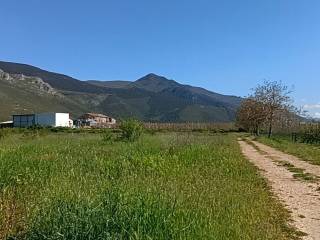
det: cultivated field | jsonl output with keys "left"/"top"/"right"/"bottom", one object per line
{"left": 0, "top": 130, "right": 298, "bottom": 239}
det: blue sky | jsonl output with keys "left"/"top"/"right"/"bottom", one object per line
{"left": 1, "top": 0, "right": 320, "bottom": 117}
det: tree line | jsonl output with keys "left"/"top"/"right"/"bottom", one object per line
{"left": 236, "top": 80, "right": 301, "bottom": 137}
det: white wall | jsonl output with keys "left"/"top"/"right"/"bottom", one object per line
{"left": 55, "top": 113, "right": 70, "bottom": 127}
{"left": 35, "top": 113, "right": 71, "bottom": 127}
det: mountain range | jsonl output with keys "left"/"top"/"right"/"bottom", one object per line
{"left": 0, "top": 61, "right": 242, "bottom": 122}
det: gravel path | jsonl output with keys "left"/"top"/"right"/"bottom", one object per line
{"left": 253, "top": 141, "right": 320, "bottom": 177}
{"left": 239, "top": 139, "right": 320, "bottom": 240}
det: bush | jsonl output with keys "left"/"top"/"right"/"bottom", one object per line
{"left": 50, "top": 127, "right": 70, "bottom": 133}
{"left": 300, "top": 124, "right": 320, "bottom": 144}
{"left": 27, "top": 124, "right": 44, "bottom": 131}
{"left": 119, "top": 119, "right": 144, "bottom": 142}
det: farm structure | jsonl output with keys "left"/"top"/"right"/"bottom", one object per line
{"left": 13, "top": 113, "right": 73, "bottom": 128}
{"left": 76, "top": 113, "right": 116, "bottom": 128}
{"left": 0, "top": 121, "right": 13, "bottom": 128}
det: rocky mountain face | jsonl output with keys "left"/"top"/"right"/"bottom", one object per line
{"left": 0, "top": 69, "right": 58, "bottom": 96}
{"left": 0, "top": 61, "right": 242, "bottom": 122}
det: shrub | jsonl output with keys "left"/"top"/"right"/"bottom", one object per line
{"left": 119, "top": 119, "right": 143, "bottom": 142}
{"left": 50, "top": 127, "right": 69, "bottom": 133}
{"left": 300, "top": 124, "right": 320, "bottom": 144}
{"left": 27, "top": 124, "right": 44, "bottom": 131}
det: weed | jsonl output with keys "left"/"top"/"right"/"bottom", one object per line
{"left": 0, "top": 130, "right": 5, "bottom": 140}
{"left": 101, "top": 130, "right": 115, "bottom": 143}
{"left": 119, "top": 119, "right": 143, "bottom": 142}
{"left": 276, "top": 161, "right": 319, "bottom": 182}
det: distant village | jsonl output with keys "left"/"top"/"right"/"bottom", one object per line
{"left": 0, "top": 112, "right": 116, "bottom": 128}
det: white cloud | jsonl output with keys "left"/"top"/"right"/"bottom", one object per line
{"left": 301, "top": 103, "right": 320, "bottom": 118}
{"left": 303, "top": 104, "right": 320, "bottom": 109}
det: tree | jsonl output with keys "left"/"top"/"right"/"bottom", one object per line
{"left": 253, "top": 81, "right": 293, "bottom": 138}
{"left": 236, "top": 98, "right": 268, "bottom": 135}
{"left": 236, "top": 80, "right": 295, "bottom": 138}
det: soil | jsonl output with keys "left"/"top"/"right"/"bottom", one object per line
{"left": 239, "top": 139, "right": 320, "bottom": 240}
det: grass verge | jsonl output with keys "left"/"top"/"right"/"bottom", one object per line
{"left": 257, "top": 135, "right": 320, "bottom": 166}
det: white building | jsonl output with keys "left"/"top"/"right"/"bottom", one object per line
{"left": 13, "top": 113, "right": 73, "bottom": 128}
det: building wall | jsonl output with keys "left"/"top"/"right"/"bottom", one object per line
{"left": 13, "top": 114, "right": 35, "bottom": 128}
{"left": 13, "top": 113, "right": 71, "bottom": 128}
{"left": 79, "top": 114, "right": 116, "bottom": 124}
{"left": 55, "top": 113, "right": 70, "bottom": 127}
{"left": 36, "top": 113, "right": 56, "bottom": 126}
{"left": 96, "top": 117, "right": 107, "bottom": 123}
{"left": 109, "top": 118, "right": 116, "bottom": 124}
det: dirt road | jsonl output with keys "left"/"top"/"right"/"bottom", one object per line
{"left": 239, "top": 139, "right": 320, "bottom": 240}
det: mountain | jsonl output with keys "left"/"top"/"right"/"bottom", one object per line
{"left": 0, "top": 61, "right": 105, "bottom": 93}
{"left": 0, "top": 61, "right": 242, "bottom": 122}
{"left": 87, "top": 80, "right": 131, "bottom": 88}
{"left": 131, "top": 73, "right": 179, "bottom": 92}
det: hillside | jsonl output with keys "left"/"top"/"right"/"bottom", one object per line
{"left": 0, "top": 70, "right": 90, "bottom": 121}
{"left": 0, "top": 61, "right": 104, "bottom": 93}
{"left": 0, "top": 61, "right": 242, "bottom": 122}
{"left": 87, "top": 80, "right": 131, "bottom": 88}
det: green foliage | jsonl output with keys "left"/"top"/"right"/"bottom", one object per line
{"left": 101, "top": 130, "right": 115, "bottom": 143}
{"left": 49, "top": 127, "right": 71, "bottom": 133}
{"left": 0, "top": 129, "right": 5, "bottom": 140}
{"left": 27, "top": 124, "right": 44, "bottom": 131}
{"left": 119, "top": 119, "right": 144, "bottom": 142}
{"left": 23, "top": 191, "right": 184, "bottom": 240}
{"left": 300, "top": 124, "right": 320, "bottom": 144}
{"left": 21, "top": 127, "right": 49, "bottom": 139}
{"left": 0, "top": 132, "right": 298, "bottom": 239}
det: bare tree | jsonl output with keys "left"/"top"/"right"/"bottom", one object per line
{"left": 252, "top": 80, "right": 293, "bottom": 138}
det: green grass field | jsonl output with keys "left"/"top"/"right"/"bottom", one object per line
{"left": 0, "top": 130, "right": 298, "bottom": 239}
{"left": 258, "top": 135, "right": 320, "bottom": 166}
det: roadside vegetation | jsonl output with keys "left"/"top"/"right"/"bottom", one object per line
{"left": 0, "top": 130, "right": 298, "bottom": 239}
{"left": 258, "top": 134, "right": 320, "bottom": 166}
{"left": 236, "top": 80, "right": 320, "bottom": 167}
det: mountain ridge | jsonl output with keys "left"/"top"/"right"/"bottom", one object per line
{"left": 0, "top": 61, "right": 242, "bottom": 122}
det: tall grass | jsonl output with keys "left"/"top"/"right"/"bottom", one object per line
{"left": 258, "top": 135, "right": 320, "bottom": 166}
{"left": 0, "top": 131, "right": 298, "bottom": 239}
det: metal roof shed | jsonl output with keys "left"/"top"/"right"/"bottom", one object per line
{"left": 12, "top": 113, "right": 72, "bottom": 128}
